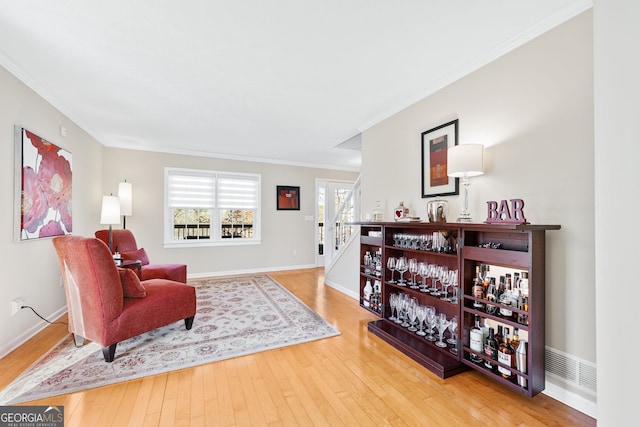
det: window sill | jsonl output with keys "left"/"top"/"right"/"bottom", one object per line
{"left": 163, "top": 239, "right": 261, "bottom": 249}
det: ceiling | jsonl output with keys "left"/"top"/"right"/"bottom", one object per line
{"left": 0, "top": 1, "right": 591, "bottom": 170}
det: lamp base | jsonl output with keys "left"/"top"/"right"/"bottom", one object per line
{"left": 456, "top": 213, "right": 473, "bottom": 223}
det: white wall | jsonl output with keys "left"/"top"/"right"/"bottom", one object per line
{"left": 594, "top": 1, "right": 639, "bottom": 425}
{"left": 101, "top": 148, "right": 357, "bottom": 276}
{"left": 0, "top": 66, "right": 105, "bottom": 356}
{"left": 360, "top": 10, "right": 595, "bottom": 406}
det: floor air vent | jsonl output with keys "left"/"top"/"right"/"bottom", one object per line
{"left": 545, "top": 346, "right": 597, "bottom": 395}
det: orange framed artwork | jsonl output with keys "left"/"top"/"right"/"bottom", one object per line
{"left": 276, "top": 186, "right": 300, "bottom": 210}
{"left": 421, "top": 119, "right": 459, "bottom": 198}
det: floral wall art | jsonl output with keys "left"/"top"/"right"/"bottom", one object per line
{"left": 14, "top": 126, "right": 72, "bottom": 240}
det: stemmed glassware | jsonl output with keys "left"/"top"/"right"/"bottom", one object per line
{"left": 396, "top": 293, "right": 408, "bottom": 324}
{"left": 449, "top": 269, "right": 459, "bottom": 304}
{"left": 417, "top": 262, "right": 429, "bottom": 292}
{"left": 407, "top": 298, "right": 418, "bottom": 332}
{"left": 425, "top": 306, "right": 436, "bottom": 341}
{"left": 440, "top": 268, "right": 451, "bottom": 301}
{"left": 408, "top": 258, "right": 419, "bottom": 289}
{"left": 387, "top": 257, "right": 397, "bottom": 283}
{"left": 436, "top": 313, "right": 450, "bottom": 348}
{"left": 388, "top": 292, "right": 398, "bottom": 321}
{"left": 427, "top": 264, "right": 438, "bottom": 294}
{"left": 395, "top": 257, "right": 408, "bottom": 286}
{"left": 447, "top": 316, "right": 458, "bottom": 354}
{"left": 416, "top": 305, "right": 427, "bottom": 336}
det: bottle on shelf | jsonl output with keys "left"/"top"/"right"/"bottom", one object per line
{"left": 469, "top": 315, "right": 484, "bottom": 364}
{"left": 510, "top": 327, "right": 520, "bottom": 351}
{"left": 484, "top": 327, "right": 498, "bottom": 372}
{"left": 363, "top": 251, "right": 372, "bottom": 274}
{"left": 495, "top": 324, "right": 504, "bottom": 346}
{"left": 520, "top": 271, "right": 529, "bottom": 297}
{"left": 516, "top": 340, "right": 528, "bottom": 388}
{"left": 485, "top": 278, "right": 498, "bottom": 315}
{"left": 363, "top": 279, "right": 373, "bottom": 308}
{"left": 472, "top": 266, "right": 484, "bottom": 309}
{"left": 374, "top": 248, "right": 382, "bottom": 277}
{"left": 373, "top": 200, "right": 384, "bottom": 222}
{"left": 373, "top": 280, "right": 382, "bottom": 313}
{"left": 498, "top": 327, "right": 516, "bottom": 381}
{"left": 499, "top": 275, "right": 514, "bottom": 318}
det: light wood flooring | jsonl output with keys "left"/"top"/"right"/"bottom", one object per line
{"left": 0, "top": 268, "right": 595, "bottom": 426}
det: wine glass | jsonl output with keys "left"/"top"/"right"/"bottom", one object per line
{"left": 427, "top": 264, "right": 438, "bottom": 294}
{"left": 440, "top": 268, "right": 451, "bottom": 301}
{"left": 447, "top": 316, "right": 458, "bottom": 354}
{"left": 408, "top": 258, "right": 419, "bottom": 289}
{"left": 436, "top": 314, "right": 450, "bottom": 348}
{"left": 395, "top": 257, "right": 408, "bottom": 286}
{"left": 425, "top": 306, "right": 436, "bottom": 341}
{"left": 395, "top": 293, "right": 407, "bottom": 324}
{"left": 388, "top": 292, "right": 398, "bottom": 321}
{"left": 416, "top": 305, "right": 427, "bottom": 336}
{"left": 438, "top": 266, "right": 449, "bottom": 297}
{"left": 417, "top": 262, "right": 429, "bottom": 292}
{"left": 431, "top": 265, "right": 442, "bottom": 296}
{"left": 387, "top": 257, "right": 397, "bottom": 283}
{"left": 449, "top": 270, "right": 459, "bottom": 304}
{"left": 407, "top": 302, "right": 418, "bottom": 332}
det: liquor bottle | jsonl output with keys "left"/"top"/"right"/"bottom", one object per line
{"left": 472, "top": 266, "right": 484, "bottom": 309}
{"left": 469, "top": 315, "right": 484, "bottom": 364}
{"left": 495, "top": 324, "right": 504, "bottom": 347}
{"left": 363, "top": 279, "right": 372, "bottom": 307}
{"left": 485, "top": 278, "right": 498, "bottom": 315}
{"left": 373, "top": 280, "right": 381, "bottom": 313}
{"left": 516, "top": 340, "right": 528, "bottom": 388}
{"left": 520, "top": 271, "right": 529, "bottom": 297}
{"left": 484, "top": 327, "right": 498, "bottom": 371}
{"left": 499, "top": 275, "right": 514, "bottom": 318}
{"left": 373, "top": 200, "right": 384, "bottom": 222}
{"left": 498, "top": 327, "right": 516, "bottom": 381}
{"left": 510, "top": 327, "right": 520, "bottom": 351}
{"left": 374, "top": 249, "right": 382, "bottom": 277}
{"left": 394, "top": 201, "right": 409, "bottom": 220}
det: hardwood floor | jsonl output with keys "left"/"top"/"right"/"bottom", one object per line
{"left": 0, "top": 268, "right": 595, "bottom": 426}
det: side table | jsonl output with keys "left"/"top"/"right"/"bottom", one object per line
{"left": 120, "top": 260, "right": 142, "bottom": 279}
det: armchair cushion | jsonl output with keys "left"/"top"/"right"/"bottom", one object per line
{"left": 121, "top": 248, "right": 150, "bottom": 266}
{"left": 118, "top": 268, "right": 147, "bottom": 298}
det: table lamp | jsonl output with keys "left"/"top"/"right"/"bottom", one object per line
{"left": 447, "top": 143, "right": 484, "bottom": 222}
{"left": 100, "top": 195, "right": 121, "bottom": 252}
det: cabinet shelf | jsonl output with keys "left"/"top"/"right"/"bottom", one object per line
{"left": 358, "top": 222, "right": 559, "bottom": 397}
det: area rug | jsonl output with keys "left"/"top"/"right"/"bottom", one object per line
{"left": 0, "top": 274, "right": 340, "bottom": 405}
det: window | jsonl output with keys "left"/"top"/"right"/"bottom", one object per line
{"left": 165, "top": 168, "right": 260, "bottom": 247}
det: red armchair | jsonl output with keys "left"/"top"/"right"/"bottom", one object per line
{"left": 52, "top": 236, "right": 196, "bottom": 362}
{"left": 95, "top": 229, "right": 187, "bottom": 283}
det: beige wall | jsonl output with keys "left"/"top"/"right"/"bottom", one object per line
{"left": 361, "top": 9, "right": 595, "bottom": 390}
{"left": 101, "top": 148, "right": 357, "bottom": 276}
{"left": 0, "top": 66, "right": 105, "bottom": 354}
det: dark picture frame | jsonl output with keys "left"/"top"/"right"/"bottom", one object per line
{"left": 276, "top": 185, "right": 300, "bottom": 210}
{"left": 421, "top": 119, "right": 459, "bottom": 198}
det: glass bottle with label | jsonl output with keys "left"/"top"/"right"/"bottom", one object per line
{"left": 363, "top": 279, "right": 373, "bottom": 307}
{"left": 469, "top": 315, "right": 484, "bottom": 364}
{"left": 472, "top": 266, "right": 484, "bottom": 309}
{"left": 485, "top": 278, "right": 498, "bottom": 315}
{"left": 394, "top": 201, "right": 409, "bottom": 221}
{"left": 484, "top": 327, "right": 498, "bottom": 372}
{"left": 498, "top": 327, "right": 516, "bottom": 381}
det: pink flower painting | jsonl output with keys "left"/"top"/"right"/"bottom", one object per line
{"left": 18, "top": 127, "right": 72, "bottom": 240}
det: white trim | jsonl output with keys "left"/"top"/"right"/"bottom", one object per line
{"left": 187, "top": 264, "right": 318, "bottom": 279}
{"left": 0, "top": 306, "right": 68, "bottom": 360}
{"left": 324, "top": 278, "right": 359, "bottom": 301}
{"left": 543, "top": 380, "right": 597, "bottom": 419}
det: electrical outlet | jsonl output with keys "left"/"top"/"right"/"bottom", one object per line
{"left": 11, "top": 298, "right": 23, "bottom": 316}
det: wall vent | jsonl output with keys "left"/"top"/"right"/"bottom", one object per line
{"left": 545, "top": 346, "right": 597, "bottom": 395}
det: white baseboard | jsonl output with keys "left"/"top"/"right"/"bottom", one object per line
{"left": 543, "top": 380, "right": 597, "bottom": 419}
{"left": 324, "top": 278, "right": 359, "bottom": 300}
{"left": 187, "top": 264, "right": 318, "bottom": 279}
{"left": 0, "top": 306, "right": 68, "bottom": 360}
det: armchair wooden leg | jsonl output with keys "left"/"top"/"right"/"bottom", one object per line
{"left": 73, "top": 334, "right": 85, "bottom": 347}
{"left": 102, "top": 344, "right": 117, "bottom": 362}
{"left": 185, "top": 316, "right": 195, "bottom": 330}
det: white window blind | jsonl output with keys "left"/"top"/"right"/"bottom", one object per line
{"left": 167, "top": 171, "right": 215, "bottom": 208}
{"left": 218, "top": 174, "right": 259, "bottom": 209}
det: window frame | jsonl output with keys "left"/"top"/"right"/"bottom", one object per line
{"left": 164, "top": 167, "right": 261, "bottom": 248}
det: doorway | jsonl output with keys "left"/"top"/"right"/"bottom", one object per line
{"left": 315, "top": 179, "right": 354, "bottom": 266}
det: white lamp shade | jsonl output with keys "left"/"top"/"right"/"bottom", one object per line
{"left": 100, "top": 195, "right": 121, "bottom": 225}
{"left": 118, "top": 181, "right": 133, "bottom": 216}
{"left": 447, "top": 143, "right": 484, "bottom": 177}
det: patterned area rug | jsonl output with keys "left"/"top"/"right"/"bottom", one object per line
{"left": 0, "top": 274, "right": 340, "bottom": 405}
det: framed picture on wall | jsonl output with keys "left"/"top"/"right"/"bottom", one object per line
{"left": 276, "top": 185, "right": 300, "bottom": 210}
{"left": 14, "top": 125, "right": 73, "bottom": 241}
{"left": 421, "top": 119, "right": 459, "bottom": 198}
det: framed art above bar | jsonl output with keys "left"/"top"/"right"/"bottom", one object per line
{"left": 276, "top": 185, "right": 300, "bottom": 210}
{"left": 421, "top": 119, "right": 459, "bottom": 198}
{"left": 14, "top": 125, "right": 73, "bottom": 241}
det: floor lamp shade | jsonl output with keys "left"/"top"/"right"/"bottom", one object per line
{"left": 118, "top": 181, "right": 133, "bottom": 216}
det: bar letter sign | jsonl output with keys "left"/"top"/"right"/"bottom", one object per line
{"left": 485, "top": 199, "right": 528, "bottom": 224}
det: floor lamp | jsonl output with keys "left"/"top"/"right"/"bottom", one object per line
{"left": 447, "top": 144, "right": 484, "bottom": 222}
{"left": 118, "top": 180, "right": 133, "bottom": 229}
{"left": 100, "top": 195, "right": 121, "bottom": 252}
